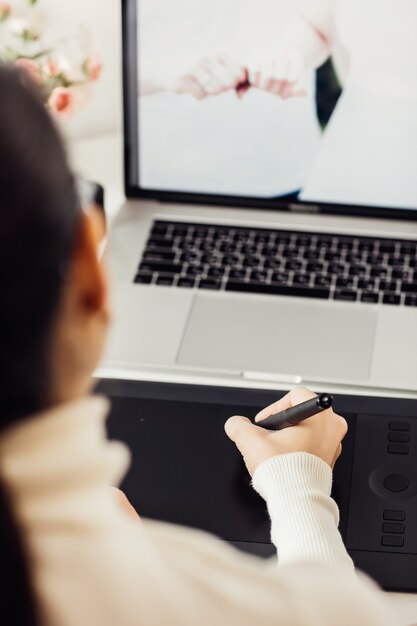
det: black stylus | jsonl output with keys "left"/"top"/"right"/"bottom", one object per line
{"left": 256, "top": 393, "right": 333, "bottom": 431}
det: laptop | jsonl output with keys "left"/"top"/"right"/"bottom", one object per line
{"left": 103, "top": 0, "right": 417, "bottom": 394}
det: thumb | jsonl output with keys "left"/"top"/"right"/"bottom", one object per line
{"left": 225, "top": 415, "right": 264, "bottom": 454}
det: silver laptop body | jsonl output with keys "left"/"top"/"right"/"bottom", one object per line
{"left": 102, "top": 0, "right": 417, "bottom": 396}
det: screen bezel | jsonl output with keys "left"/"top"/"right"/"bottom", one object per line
{"left": 122, "top": 0, "right": 417, "bottom": 222}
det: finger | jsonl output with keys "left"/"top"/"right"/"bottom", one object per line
{"left": 175, "top": 75, "right": 206, "bottom": 99}
{"left": 260, "top": 60, "right": 275, "bottom": 91}
{"left": 287, "top": 86, "right": 307, "bottom": 98}
{"left": 218, "top": 52, "right": 246, "bottom": 83}
{"left": 214, "top": 55, "right": 246, "bottom": 89}
{"left": 331, "top": 443, "right": 342, "bottom": 469}
{"left": 225, "top": 415, "right": 265, "bottom": 456}
{"left": 109, "top": 487, "right": 141, "bottom": 521}
{"left": 193, "top": 65, "right": 222, "bottom": 95}
{"left": 255, "top": 386, "right": 316, "bottom": 422}
{"left": 209, "top": 58, "right": 236, "bottom": 89}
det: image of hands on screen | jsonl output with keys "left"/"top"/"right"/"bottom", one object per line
{"left": 137, "top": 0, "right": 417, "bottom": 211}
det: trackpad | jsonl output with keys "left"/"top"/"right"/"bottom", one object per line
{"left": 177, "top": 293, "right": 377, "bottom": 382}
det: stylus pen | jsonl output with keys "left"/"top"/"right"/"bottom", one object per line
{"left": 256, "top": 393, "right": 333, "bottom": 431}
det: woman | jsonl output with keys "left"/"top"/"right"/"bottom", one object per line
{"left": 274, "top": 0, "right": 417, "bottom": 209}
{"left": 0, "top": 65, "right": 392, "bottom": 626}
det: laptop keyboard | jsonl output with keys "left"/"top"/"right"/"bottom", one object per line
{"left": 134, "top": 221, "right": 417, "bottom": 307}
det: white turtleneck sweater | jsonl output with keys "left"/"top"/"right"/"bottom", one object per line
{"left": 0, "top": 396, "right": 393, "bottom": 626}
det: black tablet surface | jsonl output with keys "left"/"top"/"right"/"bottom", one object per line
{"left": 97, "top": 379, "right": 417, "bottom": 592}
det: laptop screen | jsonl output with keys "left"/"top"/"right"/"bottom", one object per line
{"left": 123, "top": 0, "right": 417, "bottom": 218}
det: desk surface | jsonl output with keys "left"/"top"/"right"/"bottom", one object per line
{"left": 71, "top": 132, "right": 417, "bottom": 626}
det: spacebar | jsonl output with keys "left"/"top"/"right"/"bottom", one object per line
{"left": 225, "top": 280, "right": 330, "bottom": 299}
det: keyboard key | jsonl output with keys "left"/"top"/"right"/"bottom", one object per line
{"left": 324, "top": 252, "right": 343, "bottom": 262}
{"left": 265, "top": 258, "right": 281, "bottom": 269}
{"left": 405, "top": 295, "right": 417, "bottom": 306}
{"left": 156, "top": 274, "right": 174, "bottom": 286}
{"left": 334, "top": 290, "right": 357, "bottom": 302}
{"left": 346, "top": 253, "right": 365, "bottom": 264}
{"left": 181, "top": 252, "right": 200, "bottom": 263}
{"left": 361, "top": 292, "right": 379, "bottom": 303}
{"left": 389, "top": 421, "right": 410, "bottom": 431}
{"left": 229, "top": 268, "right": 247, "bottom": 280}
{"left": 367, "top": 253, "right": 385, "bottom": 265}
{"left": 250, "top": 270, "right": 268, "bottom": 282}
{"left": 400, "top": 242, "right": 417, "bottom": 255}
{"left": 401, "top": 282, "right": 417, "bottom": 293}
{"left": 295, "top": 235, "right": 312, "bottom": 246}
{"left": 134, "top": 273, "right": 152, "bottom": 284}
{"left": 387, "top": 444, "right": 409, "bottom": 454}
{"left": 144, "top": 250, "right": 176, "bottom": 262}
{"left": 336, "top": 277, "right": 355, "bottom": 289}
{"left": 146, "top": 238, "right": 174, "bottom": 249}
{"left": 379, "top": 242, "right": 396, "bottom": 254}
{"left": 304, "top": 251, "right": 321, "bottom": 261}
{"left": 382, "top": 522, "right": 405, "bottom": 534}
{"left": 199, "top": 278, "right": 221, "bottom": 290}
{"left": 328, "top": 263, "right": 346, "bottom": 274}
{"left": 139, "top": 261, "right": 182, "bottom": 274}
{"left": 349, "top": 265, "right": 367, "bottom": 276}
{"left": 381, "top": 536, "right": 404, "bottom": 547}
{"left": 285, "top": 260, "right": 303, "bottom": 271}
{"left": 241, "top": 256, "right": 262, "bottom": 268}
{"left": 170, "top": 222, "right": 188, "bottom": 234}
{"left": 316, "top": 236, "right": 333, "bottom": 248}
{"left": 208, "top": 267, "right": 225, "bottom": 278}
{"left": 380, "top": 281, "right": 397, "bottom": 292}
{"left": 225, "top": 280, "right": 330, "bottom": 300}
{"left": 272, "top": 272, "right": 289, "bottom": 284}
{"left": 383, "top": 510, "right": 406, "bottom": 521}
{"left": 382, "top": 293, "right": 401, "bottom": 305}
{"left": 151, "top": 222, "right": 170, "bottom": 235}
{"left": 358, "top": 240, "right": 376, "bottom": 252}
{"left": 358, "top": 278, "right": 376, "bottom": 290}
{"left": 223, "top": 254, "right": 240, "bottom": 265}
{"left": 187, "top": 265, "right": 203, "bottom": 276}
{"left": 315, "top": 275, "right": 332, "bottom": 287}
{"left": 282, "top": 248, "right": 299, "bottom": 258}
{"left": 178, "top": 277, "right": 195, "bottom": 288}
{"left": 388, "top": 432, "right": 410, "bottom": 443}
{"left": 336, "top": 239, "right": 354, "bottom": 251}
{"left": 370, "top": 267, "right": 389, "bottom": 278}
{"left": 254, "top": 232, "right": 271, "bottom": 243}
{"left": 306, "top": 262, "right": 324, "bottom": 273}
{"left": 293, "top": 274, "right": 310, "bottom": 285}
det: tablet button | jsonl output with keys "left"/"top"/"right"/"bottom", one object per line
{"left": 387, "top": 444, "right": 410, "bottom": 455}
{"left": 389, "top": 421, "right": 410, "bottom": 431}
{"left": 388, "top": 432, "right": 410, "bottom": 443}
{"left": 381, "top": 536, "right": 404, "bottom": 547}
{"left": 382, "top": 522, "right": 405, "bottom": 534}
{"left": 383, "top": 474, "right": 409, "bottom": 492}
{"left": 383, "top": 510, "right": 406, "bottom": 521}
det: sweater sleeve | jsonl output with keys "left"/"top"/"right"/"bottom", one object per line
{"left": 252, "top": 452, "right": 354, "bottom": 569}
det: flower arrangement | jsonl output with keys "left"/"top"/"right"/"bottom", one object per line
{"left": 0, "top": 0, "right": 102, "bottom": 118}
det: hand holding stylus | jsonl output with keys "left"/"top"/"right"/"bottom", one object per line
{"left": 225, "top": 387, "right": 348, "bottom": 476}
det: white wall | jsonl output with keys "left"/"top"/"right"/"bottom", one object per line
{"left": 41, "top": 0, "right": 122, "bottom": 139}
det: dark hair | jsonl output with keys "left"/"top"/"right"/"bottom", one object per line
{"left": 0, "top": 66, "right": 81, "bottom": 626}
